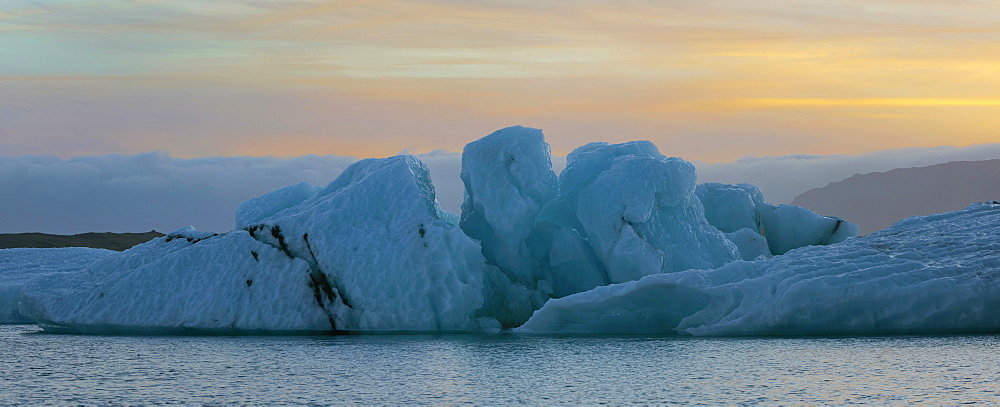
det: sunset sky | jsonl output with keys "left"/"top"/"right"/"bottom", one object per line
{"left": 3, "top": 0, "right": 999, "bottom": 162}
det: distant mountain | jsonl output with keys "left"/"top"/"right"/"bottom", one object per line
{"left": 0, "top": 231, "right": 163, "bottom": 251}
{"left": 791, "top": 160, "right": 1000, "bottom": 235}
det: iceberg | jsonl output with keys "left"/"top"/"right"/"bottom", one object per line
{"left": 458, "top": 129, "right": 752, "bottom": 324}
{"left": 0, "top": 247, "right": 114, "bottom": 323}
{"left": 517, "top": 202, "right": 1000, "bottom": 335}
{"left": 20, "top": 125, "right": 975, "bottom": 337}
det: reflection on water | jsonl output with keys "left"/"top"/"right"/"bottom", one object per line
{"left": 2, "top": 325, "right": 999, "bottom": 404}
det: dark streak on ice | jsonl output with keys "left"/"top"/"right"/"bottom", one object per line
{"left": 303, "top": 233, "right": 353, "bottom": 331}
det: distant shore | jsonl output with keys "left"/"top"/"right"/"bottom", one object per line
{"left": 0, "top": 231, "right": 164, "bottom": 251}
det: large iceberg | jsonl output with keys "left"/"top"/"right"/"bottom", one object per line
{"left": 517, "top": 201, "right": 1000, "bottom": 335}
{"left": 25, "top": 125, "right": 982, "bottom": 338}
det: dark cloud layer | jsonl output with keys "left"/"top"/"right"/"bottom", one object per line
{"left": 0, "top": 152, "right": 355, "bottom": 234}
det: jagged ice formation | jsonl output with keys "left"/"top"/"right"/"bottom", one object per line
{"left": 19, "top": 126, "right": 995, "bottom": 337}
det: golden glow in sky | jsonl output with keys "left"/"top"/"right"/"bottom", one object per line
{"left": 1, "top": 0, "right": 999, "bottom": 161}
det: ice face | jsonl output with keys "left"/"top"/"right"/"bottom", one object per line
{"left": 21, "top": 156, "right": 500, "bottom": 333}
{"left": 243, "top": 155, "right": 497, "bottom": 332}
{"left": 517, "top": 202, "right": 1000, "bottom": 336}
{"left": 459, "top": 126, "right": 557, "bottom": 325}
{"left": 529, "top": 141, "right": 741, "bottom": 297}
{"left": 697, "top": 183, "right": 859, "bottom": 256}
{"left": 0, "top": 248, "right": 114, "bottom": 323}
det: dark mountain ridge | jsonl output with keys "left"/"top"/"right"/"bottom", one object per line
{"left": 791, "top": 159, "right": 1000, "bottom": 235}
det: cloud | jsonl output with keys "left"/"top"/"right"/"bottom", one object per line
{"left": 0, "top": 152, "right": 356, "bottom": 234}
{"left": 4, "top": 142, "right": 997, "bottom": 234}
{"left": 0, "top": 149, "right": 517, "bottom": 234}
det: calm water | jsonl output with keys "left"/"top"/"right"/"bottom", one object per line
{"left": 2, "top": 324, "right": 999, "bottom": 405}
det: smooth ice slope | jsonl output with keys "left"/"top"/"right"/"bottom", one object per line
{"left": 235, "top": 181, "right": 321, "bottom": 229}
{"left": 697, "top": 183, "right": 858, "bottom": 255}
{"left": 20, "top": 228, "right": 331, "bottom": 333}
{"left": 518, "top": 202, "right": 1000, "bottom": 336}
{"left": 529, "top": 141, "right": 740, "bottom": 297}
{"left": 0, "top": 248, "right": 113, "bottom": 323}
{"left": 245, "top": 155, "right": 498, "bottom": 332}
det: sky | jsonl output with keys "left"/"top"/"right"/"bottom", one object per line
{"left": 2, "top": 1, "right": 1000, "bottom": 233}
{"left": 3, "top": 0, "right": 1000, "bottom": 161}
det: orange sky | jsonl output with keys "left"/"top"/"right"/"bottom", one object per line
{"left": 2, "top": 0, "right": 999, "bottom": 162}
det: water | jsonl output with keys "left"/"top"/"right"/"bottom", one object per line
{"left": 2, "top": 325, "right": 999, "bottom": 404}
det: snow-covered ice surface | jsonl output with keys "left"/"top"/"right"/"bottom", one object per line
{"left": 517, "top": 202, "right": 1000, "bottom": 335}
{"left": 0, "top": 248, "right": 114, "bottom": 323}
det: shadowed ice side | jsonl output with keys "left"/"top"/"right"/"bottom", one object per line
{"left": 25, "top": 125, "right": 990, "bottom": 337}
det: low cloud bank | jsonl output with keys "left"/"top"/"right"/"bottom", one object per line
{"left": 0, "top": 153, "right": 355, "bottom": 234}
{"left": 2, "top": 143, "right": 997, "bottom": 234}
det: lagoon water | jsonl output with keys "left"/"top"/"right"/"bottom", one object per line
{"left": 2, "top": 324, "right": 999, "bottom": 404}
